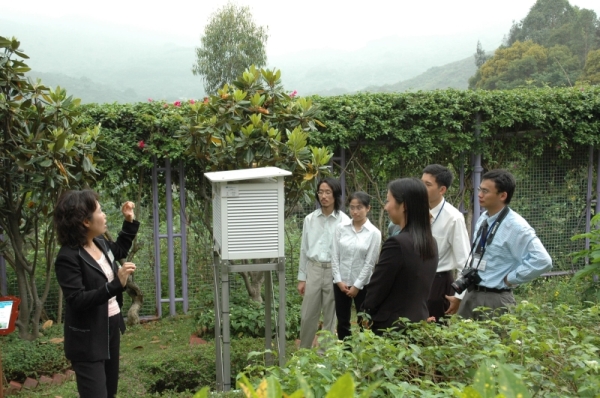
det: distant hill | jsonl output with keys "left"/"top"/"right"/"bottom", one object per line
{"left": 28, "top": 71, "right": 140, "bottom": 104}
{"left": 2, "top": 15, "right": 502, "bottom": 103}
{"left": 268, "top": 36, "right": 492, "bottom": 96}
{"left": 364, "top": 56, "right": 477, "bottom": 93}
{"left": 2, "top": 16, "right": 204, "bottom": 104}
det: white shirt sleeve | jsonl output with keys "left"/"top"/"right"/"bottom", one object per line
{"left": 297, "top": 215, "right": 310, "bottom": 281}
{"left": 353, "top": 229, "right": 381, "bottom": 290}
{"left": 331, "top": 225, "right": 343, "bottom": 284}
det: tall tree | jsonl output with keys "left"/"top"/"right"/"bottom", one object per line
{"left": 470, "top": 40, "right": 580, "bottom": 90}
{"left": 0, "top": 36, "right": 99, "bottom": 340}
{"left": 507, "top": 0, "right": 576, "bottom": 47}
{"left": 506, "top": 0, "right": 599, "bottom": 64}
{"left": 180, "top": 66, "right": 332, "bottom": 302}
{"left": 579, "top": 49, "right": 600, "bottom": 84}
{"left": 474, "top": 41, "right": 490, "bottom": 68}
{"left": 192, "top": 3, "right": 268, "bottom": 95}
{"left": 473, "top": 0, "right": 600, "bottom": 90}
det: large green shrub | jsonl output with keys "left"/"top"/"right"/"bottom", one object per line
{"left": 136, "top": 337, "right": 291, "bottom": 393}
{"left": 1, "top": 325, "right": 70, "bottom": 382}
{"left": 245, "top": 302, "right": 600, "bottom": 397}
{"left": 571, "top": 212, "right": 600, "bottom": 301}
{"left": 0, "top": 36, "right": 99, "bottom": 340}
{"left": 192, "top": 285, "right": 302, "bottom": 340}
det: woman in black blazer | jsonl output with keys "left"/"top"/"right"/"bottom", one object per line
{"left": 363, "top": 178, "right": 438, "bottom": 335}
{"left": 54, "top": 190, "right": 139, "bottom": 398}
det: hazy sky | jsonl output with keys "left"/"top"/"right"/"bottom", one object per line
{"left": 4, "top": 0, "right": 600, "bottom": 56}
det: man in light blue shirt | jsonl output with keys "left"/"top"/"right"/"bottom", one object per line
{"left": 457, "top": 169, "right": 552, "bottom": 320}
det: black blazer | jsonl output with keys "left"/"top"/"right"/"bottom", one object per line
{"left": 55, "top": 220, "right": 139, "bottom": 362}
{"left": 363, "top": 229, "right": 438, "bottom": 331}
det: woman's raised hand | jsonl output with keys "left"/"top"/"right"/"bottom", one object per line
{"left": 118, "top": 262, "right": 136, "bottom": 287}
{"left": 121, "top": 201, "right": 135, "bottom": 222}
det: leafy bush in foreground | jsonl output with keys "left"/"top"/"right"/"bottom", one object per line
{"left": 244, "top": 302, "right": 600, "bottom": 397}
{"left": 192, "top": 287, "right": 302, "bottom": 340}
{"left": 2, "top": 326, "right": 70, "bottom": 382}
{"left": 136, "top": 337, "right": 273, "bottom": 393}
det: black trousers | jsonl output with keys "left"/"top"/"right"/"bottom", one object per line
{"left": 333, "top": 283, "right": 367, "bottom": 340}
{"left": 71, "top": 314, "right": 121, "bottom": 398}
{"left": 427, "top": 271, "right": 455, "bottom": 322}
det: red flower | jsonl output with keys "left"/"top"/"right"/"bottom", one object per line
{"left": 174, "top": 101, "right": 181, "bottom": 107}
{"left": 138, "top": 140, "right": 145, "bottom": 149}
{"left": 148, "top": 98, "right": 153, "bottom": 102}
{"left": 189, "top": 99, "right": 196, "bottom": 104}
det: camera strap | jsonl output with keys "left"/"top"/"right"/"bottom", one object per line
{"left": 466, "top": 206, "right": 511, "bottom": 270}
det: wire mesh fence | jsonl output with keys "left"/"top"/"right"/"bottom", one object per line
{"left": 1, "top": 142, "right": 594, "bottom": 321}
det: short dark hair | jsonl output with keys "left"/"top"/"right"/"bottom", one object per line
{"left": 348, "top": 191, "right": 371, "bottom": 208}
{"left": 387, "top": 178, "right": 436, "bottom": 259}
{"left": 316, "top": 177, "right": 342, "bottom": 214}
{"left": 482, "top": 169, "right": 516, "bottom": 205}
{"left": 54, "top": 190, "right": 99, "bottom": 247}
{"left": 423, "top": 164, "right": 453, "bottom": 189}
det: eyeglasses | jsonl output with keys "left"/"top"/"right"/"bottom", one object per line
{"left": 317, "top": 190, "right": 333, "bottom": 196}
{"left": 349, "top": 205, "right": 365, "bottom": 211}
{"left": 477, "top": 187, "right": 497, "bottom": 195}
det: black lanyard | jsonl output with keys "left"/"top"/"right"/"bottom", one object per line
{"left": 466, "top": 206, "right": 510, "bottom": 269}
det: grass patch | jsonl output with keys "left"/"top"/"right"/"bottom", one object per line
{"left": 12, "top": 315, "right": 297, "bottom": 397}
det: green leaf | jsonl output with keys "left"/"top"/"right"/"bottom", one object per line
{"left": 461, "top": 386, "right": 484, "bottom": 398}
{"left": 13, "top": 50, "right": 30, "bottom": 59}
{"left": 54, "top": 133, "right": 67, "bottom": 152}
{"left": 192, "top": 386, "right": 210, "bottom": 398}
{"left": 244, "top": 148, "right": 254, "bottom": 165}
{"left": 82, "top": 155, "right": 92, "bottom": 172}
{"left": 325, "top": 373, "right": 354, "bottom": 397}
{"left": 357, "top": 380, "right": 383, "bottom": 398}
{"left": 297, "top": 375, "right": 314, "bottom": 398}
{"left": 496, "top": 364, "right": 532, "bottom": 398}
{"left": 39, "top": 159, "right": 53, "bottom": 167}
{"left": 265, "top": 376, "right": 283, "bottom": 398}
{"left": 471, "top": 363, "right": 495, "bottom": 398}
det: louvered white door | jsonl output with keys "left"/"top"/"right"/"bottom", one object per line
{"left": 218, "top": 182, "right": 285, "bottom": 259}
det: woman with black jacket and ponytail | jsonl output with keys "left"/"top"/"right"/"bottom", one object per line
{"left": 363, "top": 178, "right": 438, "bottom": 335}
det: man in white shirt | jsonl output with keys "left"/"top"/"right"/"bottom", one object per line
{"left": 421, "top": 164, "right": 471, "bottom": 321}
{"left": 297, "top": 178, "right": 350, "bottom": 349}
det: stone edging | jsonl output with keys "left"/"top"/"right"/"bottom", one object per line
{"left": 5, "top": 370, "right": 75, "bottom": 395}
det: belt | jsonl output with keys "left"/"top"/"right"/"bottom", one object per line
{"left": 473, "top": 285, "right": 512, "bottom": 293}
{"left": 435, "top": 271, "right": 450, "bottom": 278}
{"left": 310, "top": 261, "right": 331, "bottom": 268}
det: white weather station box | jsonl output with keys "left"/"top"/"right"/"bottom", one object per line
{"left": 204, "top": 167, "right": 292, "bottom": 260}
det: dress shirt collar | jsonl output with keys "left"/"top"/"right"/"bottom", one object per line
{"left": 482, "top": 206, "right": 507, "bottom": 224}
{"left": 316, "top": 208, "right": 340, "bottom": 219}
{"left": 342, "top": 218, "right": 376, "bottom": 232}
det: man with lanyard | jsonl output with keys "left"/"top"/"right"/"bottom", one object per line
{"left": 456, "top": 169, "right": 552, "bottom": 320}
{"left": 421, "top": 165, "right": 471, "bottom": 322}
{"left": 297, "top": 177, "right": 350, "bottom": 349}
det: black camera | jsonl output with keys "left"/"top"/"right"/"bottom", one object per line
{"left": 451, "top": 268, "right": 482, "bottom": 294}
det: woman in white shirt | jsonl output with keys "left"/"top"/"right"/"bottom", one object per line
{"left": 332, "top": 192, "right": 382, "bottom": 341}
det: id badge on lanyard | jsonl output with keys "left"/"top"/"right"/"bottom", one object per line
{"left": 473, "top": 228, "right": 489, "bottom": 271}
{"left": 471, "top": 253, "right": 487, "bottom": 271}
